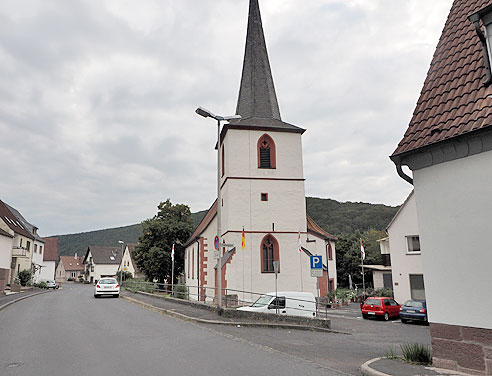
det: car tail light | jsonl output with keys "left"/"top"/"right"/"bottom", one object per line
{"left": 116, "top": 284, "right": 119, "bottom": 288}
{"left": 96, "top": 284, "right": 100, "bottom": 288}
{"left": 400, "top": 307, "right": 403, "bottom": 311}
{"left": 419, "top": 308, "right": 426, "bottom": 313}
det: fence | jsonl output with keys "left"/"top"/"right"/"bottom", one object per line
{"left": 121, "top": 280, "right": 334, "bottom": 318}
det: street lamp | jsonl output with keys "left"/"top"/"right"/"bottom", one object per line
{"left": 195, "top": 106, "right": 241, "bottom": 312}
{"left": 118, "top": 240, "right": 124, "bottom": 284}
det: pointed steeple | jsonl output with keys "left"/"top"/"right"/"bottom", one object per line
{"left": 236, "top": 0, "right": 281, "bottom": 120}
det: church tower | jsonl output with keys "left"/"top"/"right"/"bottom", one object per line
{"left": 184, "top": 0, "right": 336, "bottom": 302}
{"left": 219, "top": 0, "right": 308, "bottom": 295}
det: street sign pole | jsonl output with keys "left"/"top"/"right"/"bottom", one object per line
{"left": 273, "top": 261, "right": 279, "bottom": 315}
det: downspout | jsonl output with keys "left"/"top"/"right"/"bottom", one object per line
{"left": 395, "top": 163, "right": 413, "bottom": 185}
{"left": 325, "top": 240, "right": 331, "bottom": 296}
{"left": 196, "top": 238, "right": 200, "bottom": 301}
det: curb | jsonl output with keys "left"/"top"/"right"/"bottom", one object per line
{"left": 0, "top": 290, "right": 49, "bottom": 312}
{"left": 360, "top": 358, "right": 391, "bottom": 376}
{"left": 360, "top": 357, "right": 476, "bottom": 376}
{"left": 122, "top": 296, "right": 349, "bottom": 334}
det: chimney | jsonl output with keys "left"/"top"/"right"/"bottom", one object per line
{"left": 74, "top": 252, "right": 77, "bottom": 259}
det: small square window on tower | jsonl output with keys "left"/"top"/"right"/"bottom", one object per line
{"left": 261, "top": 193, "right": 268, "bottom": 201}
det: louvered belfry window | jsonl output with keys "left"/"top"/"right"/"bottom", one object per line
{"left": 257, "top": 134, "right": 276, "bottom": 169}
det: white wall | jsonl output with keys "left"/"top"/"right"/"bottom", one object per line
{"left": 413, "top": 149, "right": 492, "bottom": 329}
{"left": 31, "top": 240, "right": 45, "bottom": 283}
{"left": 387, "top": 192, "right": 424, "bottom": 304}
{"left": 120, "top": 246, "right": 135, "bottom": 276}
{"left": 0, "top": 233, "right": 13, "bottom": 270}
{"left": 39, "top": 261, "right": 55, "bottom": 281}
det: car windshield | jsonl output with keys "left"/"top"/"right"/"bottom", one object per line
{"left": 364, "top": 298, "right": 381, "bottom": 306}
{"left": 99, "top": 279, "right": 117, "bottom": 284}
{"left": 403, "top": 300, "right": 424, "bottom": 308}
{"left": 251, "top": 295, "right": 272, "bottom": 307}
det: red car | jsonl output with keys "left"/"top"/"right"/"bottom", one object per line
{"left": 361, "top": 297, "right": 401, "bottom": 321}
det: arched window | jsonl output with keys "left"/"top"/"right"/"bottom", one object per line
{"left": 261, "top": 234, "right": 279, "bottom": 273}
{"left": 257, "top": 134, "right": 276, "bottom": 169}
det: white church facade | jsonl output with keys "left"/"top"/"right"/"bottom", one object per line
{"left": 184, "top": 0, "right": 337, "bottom": 304}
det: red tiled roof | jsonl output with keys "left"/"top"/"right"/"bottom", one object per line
{"left": 42, "top": 237, "right": 59, "bottom": 261}
{"left": 60, "top": 256, "right": 85, "bottom": 271}
{"left": 184, "top": 200, "right": 337, "bottom": 246}
{"left": 393, "top": 0, "right": 492, "bottom": 156}
{"left": 306, "top": 215, "right": 337, "bottom": 241}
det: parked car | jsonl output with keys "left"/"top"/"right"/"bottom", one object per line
{"left": 400, "top": 299, "right": 428, "bottom": 324}
{"left": 361, "top": 297, "right": 400, "bottom": 321}
{"left": 237, "top": 291, "right": 317, "bottom": 318}
{"left": 94, "top": 277, "right": 120, "bottom": 298}
{"left": 45, "top": 280, "right": 59, "bottom": 289}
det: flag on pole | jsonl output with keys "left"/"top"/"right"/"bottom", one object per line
{"left": 241, "top": 227, "right": 245, "bottom": 250}
{"left": 360, "top": 240, "right": 365, "bottom": 260}
{"left": 298, "top": 232, "right": 302, "bottom": 252}
{"left": 171, "top": 243, "right": 175, "bottom": 261}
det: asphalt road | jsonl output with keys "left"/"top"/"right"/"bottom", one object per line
{"left": 0, "top": 284, "right": 353, "bottom": 376}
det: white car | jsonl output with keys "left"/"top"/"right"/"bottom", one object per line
{"left": 237, "top": 291, "right": 317, "bottom": 318}
{"left": 94, "top": 277, "right": 120, "bottom": 298}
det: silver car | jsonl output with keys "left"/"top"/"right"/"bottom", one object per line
{"left": 45, "top": 280, "right": 59, "bottom": 289}
{"left": 94, "top": 277, "right": 120, "bottom": 298}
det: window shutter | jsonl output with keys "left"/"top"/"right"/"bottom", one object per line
{"left": 259, "top": 147, "right": 271, "bottom": 168}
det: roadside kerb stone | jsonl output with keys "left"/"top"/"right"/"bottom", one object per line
{"left": 123, "top": 294, "right": 347, "bottom": 334}
{"left": 133, "top": 290, "right": 332, "bottom": 329}
{"left": 360, "top": 357, "right": 476, "bottom": 376}
{"left": 0, "top": 290, "right": 49, "bottom": 312}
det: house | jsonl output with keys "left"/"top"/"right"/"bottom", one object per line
{"left": 0, "top": 227, "right": 14, "bottom": 293}
{"left": 184, "top": 0, "right": 337, "bottom": 304}
{"left": 6, "top": 203, "right": 46, "bottom": 284}
{"left": 382, "top": 191, "right": 425, "bottom": 304}
{"left": 83, "top": 246, "right": 122, "bottom": 283}
{"left": 0, "top": 200, "right": 35, "bottom": 285}
{"left": 55, "top": 254, "right": 84, "bottom": 282}
{"left": 119, "top": 244, "right": 143, "bottom": 279}
{"left": 41, "top": 237, "right": 58, "bottom": 282}
{"left": 390, "top": 1, "right": 492, "bottom": 373}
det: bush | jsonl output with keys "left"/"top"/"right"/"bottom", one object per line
{"left": 373, "top": 287, "right": 394, "bottom": 298}
{"left": 116, "top": 271, "right": 133, "bottom": 282}
{"left": 39, "top": 281, "right": 48, "bottom": 289}
{"left": 174, "top": 284, "right": 188, "bottom": 300}
{"left": 18, "top": 270, "right": 32, "bottom": 286}
{"left": 400, "top": 343, "right": 432, "bottom": 365}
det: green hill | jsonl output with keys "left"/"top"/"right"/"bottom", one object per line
{"left": 53, "top": 198, "right": 398, "bottom": 257}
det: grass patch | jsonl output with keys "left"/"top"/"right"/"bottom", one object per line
{"left": 384, "top": 346, "right": 400, "bottom": 360}
{"left": 400, "top": 343, "right": 432, "bottom": 365}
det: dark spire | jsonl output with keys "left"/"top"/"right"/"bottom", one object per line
{"left": 236, "top": 0, "right": 281, "bottom": 120}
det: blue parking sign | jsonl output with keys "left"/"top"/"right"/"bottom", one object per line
{"left": 310, "top": 255, "right": 322, "bottom": 269}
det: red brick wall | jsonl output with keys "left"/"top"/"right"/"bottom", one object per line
{"left": 199, "top": 237, "right": 208, "bottom": 302}
{"left": 430, "top": 323, "right": 492, "bottom": 375}
{"left": 317, "top": 271, "right": 327, "bottom": 297}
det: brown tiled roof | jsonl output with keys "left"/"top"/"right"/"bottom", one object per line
{"left": 306, "top": 215, "right": 337, "bottom": 241}
{"left": 85, "top": 246, "right": 122, "bottom": 265}
{"left": 184, "top": 200, "right": 337, "bottom": 246}
{"left": 392, "top": 0, "right": 492, "bottom": 157}
{"left": 42, "top": 237, "right": 59, "bottom": 261}
{"left": 0, "top": 200, "right": 34, "bottom": 239}
{"left": 184, "top": 200, "right": 217, "bottom": 247}
{"left": 60, "top": 256, "right": 85, "bottom": 271}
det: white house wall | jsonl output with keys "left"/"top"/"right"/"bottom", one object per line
{"left": 413, "top": 149, "right": 492, "bottom": 330}
{"left": 39, "top": 261, "right": 55, "bottom": 281}
{"left": 31, "top": 240, "right": 45, "bottom": 283}
{"left": 0, "top": 233, "right": 13, "bottom": 270}
{"left": 387, "top": 192, "right": 423, "bottom": 304}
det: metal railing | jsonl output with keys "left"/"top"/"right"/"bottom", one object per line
{"left": 121, "top": 280, "right": 333, "bottom": 318}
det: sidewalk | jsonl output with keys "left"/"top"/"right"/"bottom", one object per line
{"left": 361, "top": 357, "right": 476, "bottom": 376}
{"left": 121, "top": 290, "right": 342, "bottom": 333}
{"left": 0, "top": 288, "right": 47, "bottom": 311}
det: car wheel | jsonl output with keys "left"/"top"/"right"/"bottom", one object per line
{"left": 362, "top": 314, "right": 368, "bottom": 319}
{"left": 401, "top": 318, "right": 408, "bottom": 324}
{"left": 94, "top": 294, "right": 99, "bottom": 298}
{"left": 383, "top": 312, "right": 389, "bottom": 321}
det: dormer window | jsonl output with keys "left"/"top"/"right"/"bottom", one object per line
{"left": 469, "top": 4, "right": 492, "bottom": 86}
{"left": 257, "top": 134, "right": 276, "bottom": 169}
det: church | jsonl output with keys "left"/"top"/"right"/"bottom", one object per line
{"left": 184, "top": 0, "right": 337, "bottom": 304}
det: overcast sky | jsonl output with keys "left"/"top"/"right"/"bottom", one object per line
{"left": 0, "top": 0, "right": 453, "bottom": 236}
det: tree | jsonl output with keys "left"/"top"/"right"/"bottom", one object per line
{"left": 134, "top": 199, "right": 193, "bottom": 284}
{"left": 335, "top": 229, "right": 387, "bottom": 289}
